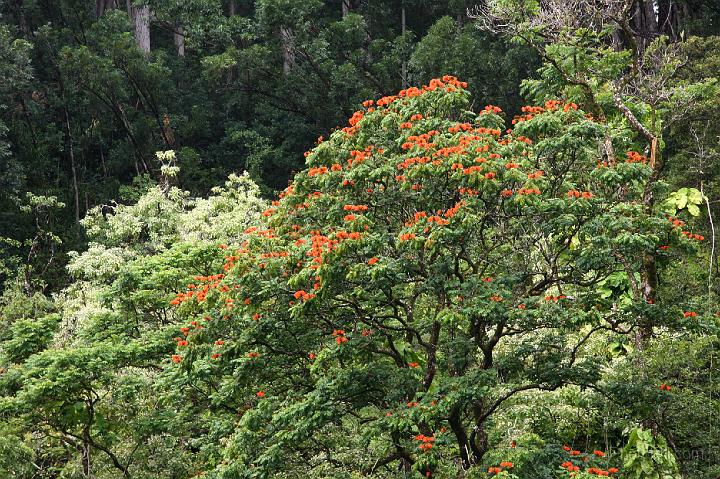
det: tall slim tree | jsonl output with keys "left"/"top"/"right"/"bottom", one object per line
{"left": 127, "top": 0, "right": 151, "bottom": 53}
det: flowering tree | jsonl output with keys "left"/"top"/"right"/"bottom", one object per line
{"left": 169, "top": 77, "right": 701, "bottom": 478}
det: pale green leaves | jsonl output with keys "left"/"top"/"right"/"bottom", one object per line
{"left": 622, "top": 427, "right": 680, "bottom": 479}
{"left": 664, "top": 187, "right": 704, "bottom": 217}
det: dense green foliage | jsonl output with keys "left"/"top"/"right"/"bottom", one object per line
{"left": 1, "top": 1, "right": 720, "bottom": 478}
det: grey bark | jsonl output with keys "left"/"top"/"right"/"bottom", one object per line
{"left": 127, "top": 1, "right": 151, "bottom": 53}
{"left": 280, "top": 26, "right": 294, "bottom": 75}
{"left": 174, "top": 26, "right": 185, "bottom": 57}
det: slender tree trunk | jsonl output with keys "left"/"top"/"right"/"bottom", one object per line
{"left": 632, "top": 0, "right": 659, "bottom": 51}
{"left": 342, "top": 0, "right": 351, "bottom": 17}
{"left": 174, "top": 26, "right": 185, "bottom": 57}
{"left": 401, "top": 1, "right": 408, "bottom": 88}
{"left": 127, "top": 1, "right": 151, "bottom": 53}
{"left": 96, "top": 0, "right": 116, "bottom": 18}
{"left": 12, "top": 0, "right": 29, "bottom": 36}
{"left": 228, "top": 0, "right": 237, "bottom": 16}
{"left": 100, "top": 146, "right": 108, "bottom": 178}
{"left": 280, "top": 26, "right": 294, "bottom": 75}
{"left": 81, "top": 439, "right": 92, "bottom": 478}
{"left": 63, "top": 107, "right": 80, "bottom": 224}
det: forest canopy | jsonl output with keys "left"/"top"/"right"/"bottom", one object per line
{"left": 1, "top": 1, "right": 720, "bottom": 478}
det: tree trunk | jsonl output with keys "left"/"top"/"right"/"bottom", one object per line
{"left": 280, "top": 26, "right": 294, "bottom": 75}
{"left": 127, "top": 1, "right": 151, "bottom": 53}
{"left": 342, "top": 0, "right": 351, "bottom": 17}
{"left": 658, "top": 0, "right": 684, "bottom": 41}
{"left": 81, "top": 439, "right": 92, "bottom": 478}
{"left": 174, "top": 26, "right": 185, "bottom": 57}
{"left": 401, "top": 1, "right": 408, "bottom": 88}
{"left": 631, "top": 0, "right": 659, "bottom": 51}
{"left": 96, "top": 0, "right": 116, "bottom": 18}
{"left": 228, "top": 0, "right": 237, "bottom": 16}
{"left": 63, "top": 107, "right": 80, "bottom": 224}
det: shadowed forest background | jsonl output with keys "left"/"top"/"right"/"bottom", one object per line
{"left": 1, "top": 1, "right": 720, "bottom": 478}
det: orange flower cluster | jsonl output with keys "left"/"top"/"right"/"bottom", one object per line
{"left": 480, "top": 104, "right": 503, "bottom": 115}
{"left": 512, "top": 100, "right": 577, "bottom": 123}
{"left": 424, "top": 75, "right": 467, "bottom": 91}
{"left": 170, "top": 273, "right": 226, "bottom": 305}
{"left": 488, "top": 462, "right": 513, "bottom": 474}
{"left": 444, "top": 201, "right": 464, "bottom": 218}
{"left": 294, "top": 290, "right": 315, "bottom": 302}
{"left": 399, "top": 233, "right": 416, "bottom": 241}
{"left": 567, "top": 190, "right": 593, "bottom": 199}
{"left": 376, "top": 95, "right": 396, "bottom": 107}
{"left": 659, "top": 383, "right": 672, "bottom": 391}
{"left": 489, "top": 295, "right": 503, "bottom": 302}
{"left": 517, "top": 187, "right": 541, "bottom": 195}
{"left": 545, "top": 295, "right": 567, "bottom": 302}
{"left": 681, "top": 231, "right": 705, "bottom": 241}
{"left": 516, "top": 135, "right": 533, "bottom": 145}
{"left": 308, "top": 166, "right": 329, "bottom": 176}
{"left": 560, "top": 446, "right": 619, "bottom": 476}
{"left": 342, "top": 110, "right": 364, "bottom": 136}
{"left": 247, "top": 351, "right": 260, "bottom": 358}
{"left": 305, "top": 231, "right": 361, "bottom": 269}
{"left": 669, "top": 215, "right": 705, "bottom": 241}
{"left": 625, "top": 151, "right": 647, "bottom": 164}
{"left": 414, "top": 434, "right": 435, "bottom": 451}
{"left": 683, "top": 311, "right": 697, "bottom": 318}
{"left": 347, "top": 147, "right": 378, "bottom": 167}
{"left": 586, "top": 468, "right": 612, "bottom": 476}
{"left": 398, "top": 86, "right": 423, "bottom": 98}
{"left": 405, "top": 211, "right": 427, "bottom": 228}
{"left": 397, "top": 155, "right": 432, "bottom": 170}
{"left": 448, "top": 122, "right": 474, "bottom": 133}
{"left": 527, "top": 170, "right": 544, "bottom": 179}
{"left": 177, "top": 321, "right": 203, "bottom": 341}
{"left": 402, "top": 130, "right": 439, "bottom": 151}
{"left": 343, "top": 204, "right": 368, "bottom": 212}
{"left": 332, "top": 329, "right": 348, "bottom": 344}
{"left": 668, "top": 216, "right": 685, "bottom": 228}
{"left": 259, "top": 250, "right": 289, "bottom": 259}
